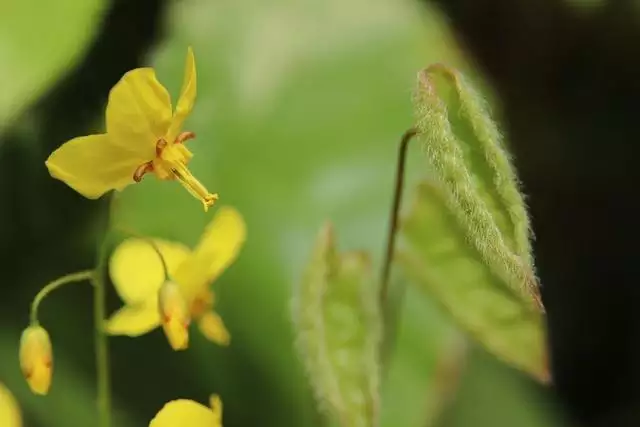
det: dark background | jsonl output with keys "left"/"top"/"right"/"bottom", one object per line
{"left": 425, "top": 1, "right": 640, "bottom": 426}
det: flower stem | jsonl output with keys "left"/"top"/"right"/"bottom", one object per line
{"left": 380, "top": 127, "right": 417, "bottom": 306}
{"left": 94, "top": 242, "right": 111, "bottom": 427}
{"left": 379, "top": 128, "right": 417, "bottom": 373}
{"left": 29, "top": 270, "right": 94, "bottom": 325}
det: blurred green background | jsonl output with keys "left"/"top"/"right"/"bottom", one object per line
{"left": 0, "top": 0, "right": 564, "bottom": 426}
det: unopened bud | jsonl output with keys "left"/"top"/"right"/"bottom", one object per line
{"left": 19, "top": 325, "right": 53, "bottom": 395}
{"left": 158, "top": 281, "right": 190, "bottom": 350}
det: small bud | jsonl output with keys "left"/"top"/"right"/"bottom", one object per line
{"left": 158, "top": 281, "right": 190, "bottom": 350}
{"left": 19, "top": 325, "right": 53, "bottom": 395}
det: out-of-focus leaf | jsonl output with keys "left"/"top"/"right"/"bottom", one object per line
{"left": 0, "top": 0, "right": 105, "bottom": 131}
{"left": 419, "top": 330, "right": 467, "bottom": 427}
{"left": 414, "top": 66, "right": 540, "bottom": 307}
{"left": 293, "top": 223, "right": 381, "bottom": 427}
{"left": 399, "top": 181, "right": 548, "bottom": 382}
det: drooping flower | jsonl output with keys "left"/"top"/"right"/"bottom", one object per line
{"left": 0, "top": 383, "right": 21, "bottom": 427}
{"left": 149, "top": 395, "right": 222, "bottom": 427}
{"left": 45, "top": 47, "right": 218, "bottom": 211}
{"left": 105, "top": 206, "right": 246, "bottom": 349}
{"left": 19, "top": 325, "right": 53, "bottom": 395}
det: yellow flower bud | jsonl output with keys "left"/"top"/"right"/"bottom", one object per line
{"left": 158, "top": 281, "right": 190, "bottom": 350}
{"left": 19, "top": 325, "right": 53, "bottom": 395}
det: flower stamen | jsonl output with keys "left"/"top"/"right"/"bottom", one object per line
{"left": 175, "top": 131, "right": 196, "bottom": 145}
{"left": 133, "top": 162, "right": 154, "bottom": 182}
{"left": 156, "top": 138, "right": 168, "bottom": 157}
{"left": 190, "top": 290, "right": 214, "bottom": 318}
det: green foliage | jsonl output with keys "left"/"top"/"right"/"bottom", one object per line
{"left": 293, "top": 224, "right": 381, "bottom": 427}
{"left": 400, "top": 182, "right": 547, "bottom": 381}
{"left": 0, "top": 0, "right": 106, "bottom": 131}
{"left": 400, "top": 65, "right": 547, "bottom": 381}
{"left": 413, "top": 65, "right": 540, "bottom": 307}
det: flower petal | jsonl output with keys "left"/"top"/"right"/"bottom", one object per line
{"left": 0, "top": 383, "right": 21, "bottom": 427}
{"left": 105, "top": 301, "right": 161, "bottom": 336}
{"left": 166, "top": 47, "right": 196, "bottom": 143}
{"left": 198, "top": 311, "right": 230, "bottom": 346}
{"left": 174, "top": 206, "right": 246, "bottom": 300}
{"left": 159, "top": 281, "right": 191, "bottom": 351}
{"left": 110, "top": 238, "right": 191, "bottom": 305}
{"left": 46, "top": 134, "right": 144, "bottom": 198}
{"left": 209, "top": 395, "right": 223, "bottom": 424}
{"left": 106, "top": 68, "right": 172, "bottom": 158}
{"left": 149, "top": 399, "right": 220, "bottom": 427}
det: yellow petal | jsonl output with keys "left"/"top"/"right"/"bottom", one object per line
{"left": 209, "top": 395, "right": 223, "bottom": 423}
{"left": 174, "top": 206, "right": 246, "bottom": 300}
{"left": 104, "top": 301, "right": 161, "bottom": 336}
{"left": 110, "top": 238, "right": 191, "bottom": 305}
{"left": 46, "top": 134, "right": 144, "bottom": 199}
{"left": 198, "top": 311, "right": 230, "bottom": 346}
{"left": 0, "top": 383, "right": 21, "bottom": 427}
{"left": 166, "top": 47, "right": 197, "bottom": 143}
{"left": 159, "top": 281, "right": 191, "bottom": 350}
{"left": 106, "top": 68, "right": 172, "bottom": 158}
{"left": 149, "top": 399, "right": 221, "bottom": 427}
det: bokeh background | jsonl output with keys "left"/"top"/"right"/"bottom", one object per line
{"left": 1, "top": 0, "right": 637, "bottom": 426}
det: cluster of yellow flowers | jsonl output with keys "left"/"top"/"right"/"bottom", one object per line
{"left": 4, "top": 48, "right": 243, "bottom": 426}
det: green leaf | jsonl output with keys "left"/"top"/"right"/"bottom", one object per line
{"left": 414, "top": 65, "right": 540, "bottom": 306}
{"left": 399, "top": 181, "right": 548, "bottom": 381}
{"left": 0, "top": 0, "right": 106, "bottom": 131}
{"left": 293, "top": 223, "right": 381, "bottom": 427}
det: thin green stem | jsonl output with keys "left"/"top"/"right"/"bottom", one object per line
{"left": 94, "top": 241, "right": 111, "bottom": 427}
{"left": 379, "top": 128, "right": 418, "bottom": 375}
{"left": 380, "top": 127, "right": 417, "bottom": 306}
{"left": 29, "top": 270, "right": 94, "bottom": 325}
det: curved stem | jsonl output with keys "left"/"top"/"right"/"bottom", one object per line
{"left": 379, "top": 127, "right": 418, "bottom": 306}
{"left": 379, "top": 128, "right": 418, "bottom": 375}
{"left": 29, "top": 270, "right": 94, "bottom": 325}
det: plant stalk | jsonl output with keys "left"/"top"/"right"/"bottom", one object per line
{"left": 380, "top": 127, "right": 417, "bottom": 306}
{"left": 29, "top": 270, "right": 94, "bottom": 325}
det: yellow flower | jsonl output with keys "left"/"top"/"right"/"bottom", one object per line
{"left": 105, "top": 206, "right": 246, "bottom": 348}
{"left": 19, "top": 325, "right": 53, "bottom": 395}
{"left": 0, "top": 383, "right": 21, "bottom": 427}
{"left": 150, "top": 395, "right": 222, "bottom": 427}
{"left": 45, "top": 47, "right": 218, "bottom": 211}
